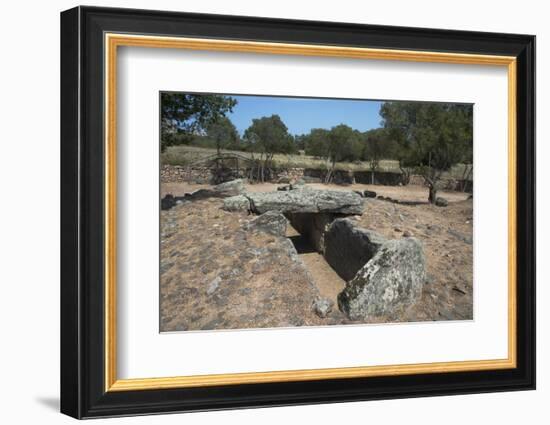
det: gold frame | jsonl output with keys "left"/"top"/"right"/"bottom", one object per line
{"left": 104, "top": 33, "right": 517, "bottom": 392}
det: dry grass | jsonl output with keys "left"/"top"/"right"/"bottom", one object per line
{"left": 161, "top": 145, "right": 473, "bottom": 180}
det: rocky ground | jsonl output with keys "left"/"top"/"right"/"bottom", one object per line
{"left": 160, "top": 182, "right": 473, "bottom": 331}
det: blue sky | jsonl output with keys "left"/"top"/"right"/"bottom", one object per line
{"left": 227, "top": 95, "right": 383, "bottom": 136}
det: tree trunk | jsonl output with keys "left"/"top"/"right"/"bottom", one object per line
{"left": 428, "top": 185, "right": 437, "bottom": 204}
{"left": 371, "top": 170, "right": 375, "bottom": 185}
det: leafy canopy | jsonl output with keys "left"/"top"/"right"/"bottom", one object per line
{"left": 243, "top": 115, "right": 296, "bottom": 156}
{"left": 160, "top": 93, "right": 237, "bottom": 151}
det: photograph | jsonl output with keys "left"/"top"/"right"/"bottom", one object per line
{"left": 159, "top": 92, "right": 474, "bottom": 332}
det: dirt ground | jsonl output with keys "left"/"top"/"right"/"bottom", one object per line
{"left": 160, "top": 182, "right": 473, "bottom": 331}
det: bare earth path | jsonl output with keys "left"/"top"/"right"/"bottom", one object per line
{"left": 286, "top": 225, "right": 346, "bottom": 303}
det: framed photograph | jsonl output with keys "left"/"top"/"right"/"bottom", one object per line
{"left": 60, "top": 6, "right": 535, "bottom": 419}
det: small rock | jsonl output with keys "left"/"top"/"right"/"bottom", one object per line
{"left": 452, "top": 285, "right": 467, "bottom": 295}
{"left": 354, "top": 190, "right": 365, "bottom": 198}
{"left": 403, "top": 230, "right": 413, "bottom": 237}
{"left": 206, "top": 276, "right": 221, "bottom": 295}
{"left": 435, "top": 197, "right": 448, "bottom": 207}
{"left": 312, "top": 298, "right": 334, "bottom": 318}
{"left": 364, "top": 190, "right": 377, "bottom": 198}
{"left": 394, "top": 227, "right": 403, "bottom": 233}
{"left": 161, "top": 194, "right": 176, "bottom": 210}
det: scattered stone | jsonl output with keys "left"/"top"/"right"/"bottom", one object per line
{"left": 312, "top": 298, "right": 334, "bottom": 318}
{"left": 435, "top": 197, "right": 448, "bottom": 207}
{"left": 394, "top": 227, "right": 402, "bottom": 233}
{"left": 447, "top": 229, "right": 473, "bottom": 245}
{"left": 212, "top": 179, "right": 246, "bottom": 197}
{"left": 161, "top": 194, "right": 176, "bottom": 210}
{"left": 246, "top": 189, "right": 365, "bottom": 215}
{"left": 354, "top": 190, "right": 365, "bottom": 198}
{"left": 184, "top": 188, "right": 215, "bottom": 201}
{"left": 277, "top": 185, "right": 291, "bottom": 191}
{"left": 222, "top": 195, "right": 250, "bottom": 212}
{"left": 184, "top": 179, "right": 246, "bottom": 201}
{"left": 364, "top": 190, "right": 377, "bottom": 198}
{"left": 452, "top": 285, "right": 467, "bottom": 295}
{"left": 403, "top": 230, "right": 413, "bottom": 237}
{"left": 324, "top": 218, "right": 387, "bottom": 281}
{"left": 247, "top": 211, "right": 288, "bottom": 237}
{"left": 206, "top": 276, "right": 221, "bottom": 295}
{"left": 337, "top": 238, "right": 426, "bottom": 320}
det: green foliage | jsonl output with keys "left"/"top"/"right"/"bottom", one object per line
{"left": 242, "top": 115, "right": 296, "bottom": 182}
{"left": 326, "top": 124, "right": 362, "bottom": 163}
{"left": 303, "top": 128, "right": 330, "bottom": 158}
{"left": 380, "top": 101, "right": 473, "bottom": 201}
{"left": 160, "top": 93, "right": 237, "bottom": 152}
{"left": 243, "top": 115, "right": 296, "bottom": 156}
{"left": 206, "top": 116, "right": 241, "bottom": 154}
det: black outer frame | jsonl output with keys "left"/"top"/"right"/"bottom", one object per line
{"left": 60, "top": 5, "right": 536, "bottom": 419}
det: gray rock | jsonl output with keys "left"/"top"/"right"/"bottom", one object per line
{"left": 246, "top": 189, "right": 365, "bottom": 215}
{"left": 247, "top": 211, "right": 288, "bottom": 236}
{"left": 337, "top": 237, "right": 426, "bottom": 320}
{"left": 354, "top": 190, "right": 365, "bottom": 198}
{"left": 185, "top": 179, "right": 246, "bottom": 201}
{"left": 161, "top": 194, "right": 176, "bottom": 210}
{"left": 447, "top": 229, "right": 473, "bottom": 245}
{"left": 324, "top": 218, "right": 387, "bottom": 281}
{"left": 435, "top": 197, "right": 448, "bottom": 207}
{"left": 222, "top": 195, "right": 250, "bottom": 212}
{"left": 206, "top": 276, "right": 221, "bottom": 295}
{"left": 212, "top": 179, "right": 245, "bottom": 197}
{"left": 312, "top": 298, "right": 334, "bottom": 318}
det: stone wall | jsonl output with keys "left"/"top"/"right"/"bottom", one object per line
{"left": 161, "top": 164, "right": 472, "bottom": 192}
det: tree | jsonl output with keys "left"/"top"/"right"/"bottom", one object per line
{"left": 303, "top": 128, "right": 330, "bottom": 158}
{"left": 243, "top": 115, "right": 295, "bottom": 182}
{"left": 361, "top": 128, "right": 397, "bottom": 184}
{"left": 380, "top": 102, "right": 473, "bottom": 203}
{"left": 160, "top": 93, "right": 237, "bottom": 152}
{"left": 324, "top": 125, "right": 361, "bottom": 183}
{"left": 206, "top": 116, "right": 240, "bottom": 155}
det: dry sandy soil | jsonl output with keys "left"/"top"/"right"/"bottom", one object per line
{"left": 160, "top": 182, "right": 473, "bottom": 331}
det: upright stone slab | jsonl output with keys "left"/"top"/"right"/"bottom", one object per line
{"left": 246, "top": 211, "right": 288, "bottom": 237}
{"left": 337, "top": 237, "right": 426, "bottom": 320}
{"left": 324, "top": 218, "right": 387, "bottom": 281}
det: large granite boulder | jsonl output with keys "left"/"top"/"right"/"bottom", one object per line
{"left": 213, "top": 179, "right": 246, "bottom": 197}
{"left": 246, "top": 211, "right": 288, "bottom": 237}
{"left": 324, "top": 218, "right": 387, "bottom": 281}
{"left": 222, "top": 195, "right": 250, "bottom": 212}
{"left": 337, "top": 237, "right": 426, "bottom": 320}
{"left": 246, "top": 190, "right": 365, "bottom": 215}
{"left": 185, "top": 179, "right": 246, "bottom": 201}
